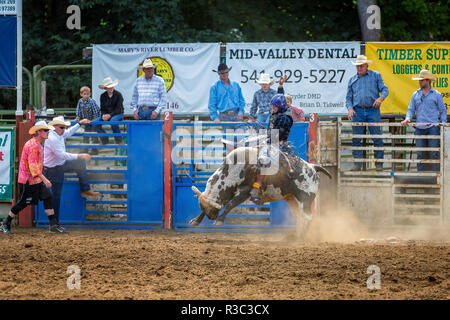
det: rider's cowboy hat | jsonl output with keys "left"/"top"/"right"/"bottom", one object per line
{"left": 256, "top": 73, "right": 275, "bottom": 86}
{"left": 48, "top": 116, "right": 71, "bottom": 127}
{"left": 351, "top": 55, "right": 373, "bottom": 66}
{"left": 98, "top": 77, "right": 119, "bottom": 89}
{"left": 412, "top": 69, "right": 437, "bottom": 82}
{"left": 29, "top": 120, "right": 54, "bottom": 135}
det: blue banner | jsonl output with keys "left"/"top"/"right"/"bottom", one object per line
{"left": 0, "top": 16, "right": 17, "bottom": 87}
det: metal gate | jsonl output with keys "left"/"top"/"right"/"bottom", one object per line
{"left": 337, "top": 119, "right": 446, "bottom": 226}
{"left": 35, "top": 120, "right": 164, "bottom": 229}
{"left": 172, "top": 122, "right": 309, "bottom": 232}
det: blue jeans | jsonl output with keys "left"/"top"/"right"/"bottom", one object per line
{"left": 256, "top": 113, "right": 270, "bottom": 124}
{"left": 44, "top": 158, "right": 90, "bottom": 222}
{"left": 138, "top": 108, "right": 159, "bottom": 120}
{"left": 415, "top": 126, "right": 440, "bottom": 172}
{"left": 352, "top": 107, "right": 384, "bottom": 168}
{"left": 95, "top": 114, "right": 124, "bottom": 144}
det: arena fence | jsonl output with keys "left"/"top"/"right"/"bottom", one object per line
{"left": 31, "top": 115, "right": 310, "bottom": 231}
{"left": 35, "top": 120, "right": 164, "bottom": 229}
{"left": 337, "top": 119, "right": 447, "bottom": 226}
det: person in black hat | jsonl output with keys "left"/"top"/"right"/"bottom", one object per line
{"left": 208, "top": 63, "right": 245, "bottom": 122}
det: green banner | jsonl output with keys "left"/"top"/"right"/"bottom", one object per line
{"left": 0, "top": 129, "right": 14, "bottom": 201}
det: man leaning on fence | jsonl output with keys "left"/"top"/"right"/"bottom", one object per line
{"left": 132, "top": 58, "right": 167, "bottom": 121}
{"left": 346, "top": 55, "right": 389, "bottom": 172}
{"left": 208, "top": 63, "right": 245, "bottom": 122}
{"left": 401, "top": 69, "right": 447, "bottom": 172}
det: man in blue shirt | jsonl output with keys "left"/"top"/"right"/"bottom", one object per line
{"left": 208, "top": 63, "right": 245, "bottom": 122}
{"left": 401, "top": 70, "right": 447, "bottom": 172}
{"left": 346, "top": 55, "right": 389, "bottom": 171}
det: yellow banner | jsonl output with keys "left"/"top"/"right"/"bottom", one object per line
{"left": 366, "top": 42, "right": 450, "bottom": 114}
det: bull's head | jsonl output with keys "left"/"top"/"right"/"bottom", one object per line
{"left": 192, "top": 186, "right": 222, "bottom": 220}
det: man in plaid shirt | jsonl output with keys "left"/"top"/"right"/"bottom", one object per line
{"left": 132, "top": 58, "right": 167, "bottom": 120}
{"left": 75, "top": 86, "right": 101, "bottom": 154}
{"left": 248, "top": 73, "right": 286, "bottom": 124}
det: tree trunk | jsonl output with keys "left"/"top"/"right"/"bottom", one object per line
{"left": 357, "top": 0, "right": 382, "bottom": 41}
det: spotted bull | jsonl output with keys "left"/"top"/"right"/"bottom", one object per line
{"left": 190, "top": 145, "right": 332, "bottom": 239}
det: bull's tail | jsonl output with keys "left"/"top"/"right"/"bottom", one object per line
{"left": 313, "top": 164, "right": 332, "bottom": 179}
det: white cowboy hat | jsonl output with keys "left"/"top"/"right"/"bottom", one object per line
{"left": 98, "top": 77, "right": 119, "bottom": 89}
{"left": 29, "top": 120, "right": 54, "bottom": 135}
{"left": 256, "top": 73, "right": 275, "bottom": 85}
{"left": 142, "top": 58, "right": 157, "bottom": 69}
{"left": 352, "top": 55, "right": 373, "bottom": 66}
{"left": 48, "top": 116, "right": 71, "bottom": 127}
{"left": 412, "top": 69, "right": 437, "bottom": 81}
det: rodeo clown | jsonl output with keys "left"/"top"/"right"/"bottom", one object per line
{"left": 1, "top": 121, "right": 66, "bottom": 234}
{"left": 249, "top": 94, "right": 294, "bottom": 205}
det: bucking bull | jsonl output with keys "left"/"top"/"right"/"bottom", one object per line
{"left": 190, "top": 137, "right": 332, "bottom": 239}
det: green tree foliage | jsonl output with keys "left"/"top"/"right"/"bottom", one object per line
{"left": 0, "top": 0, "right": 447, "bottom": 110}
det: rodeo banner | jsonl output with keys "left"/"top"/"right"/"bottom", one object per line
{"left": 0, "top": 129, "right": 13, "bottom": 201}
{"left": 366, "top": 42, "right": 450, "bottom": 114}
{"left": 226, "top": 42, "right": 360, "bottom": 115}
{"left": 92, "top": 43, "right": 220, "bottom": 114}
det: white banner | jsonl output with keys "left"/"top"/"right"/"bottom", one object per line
{"left": 0, "top": 131, "right": 11, "bottom": 184}
{"left": 92, "top": 43, "right": 220, "bottom": 115}
{"left": 0, "top": 0, "right": 17, "bottom": 15}
{"left": 226, "top": 42, "right": 360, "bottom": 115}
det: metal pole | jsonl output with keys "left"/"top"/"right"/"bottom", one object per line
{"left": 34, "top": 64, "right": 92, "bottom": 109}
{"left": 15, "top": 0, "right": 23, "bottom": 116}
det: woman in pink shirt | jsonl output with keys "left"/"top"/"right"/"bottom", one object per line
{"left": 1, "top": 121, "right": 66, "bottom": 234}
{"left": 286, "top": 94, "right": 306, "bottom": 122}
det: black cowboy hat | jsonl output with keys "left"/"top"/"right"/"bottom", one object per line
{"left": 213, "top": 63, "right": 232, "bottom": 74}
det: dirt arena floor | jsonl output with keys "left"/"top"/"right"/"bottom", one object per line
{"left": 0, "top": 216, "right": 449, "bottom": 300}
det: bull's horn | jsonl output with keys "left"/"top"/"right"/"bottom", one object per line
{"left": 192, "top": 186, "right": 202, "bottom": 198}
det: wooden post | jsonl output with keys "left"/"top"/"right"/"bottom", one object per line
{"left": 163, "top": 111, "right": 173, "bottom": 229}
{"left": 307, "top": 113, "right": 319, "bottom": 215}
{"left": 15, "top": 115, "right": 34, "bottom": 227}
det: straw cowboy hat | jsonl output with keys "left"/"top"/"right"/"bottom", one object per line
{"left": 256, "top": 73, "right": 275, "bottom": 86}
{"left": 142, "top": 58, "right": 157, "bottom": 69}
{"left": 29, "top": 120, "right": 54, "bottom": 135}
{"left": 213, "top": 63, "right": 232, "bottom": 74}
{"left": 48, "top": 116, "right": 71, "bottom": 127}
{"left": 412, "top": 69, "right": 437, "bottom": 81}
{"left": 352, "top": 55, "right": 373, "bottom": 65}
{"left": 98, "top": 77, "right": 119, "bottom": 89}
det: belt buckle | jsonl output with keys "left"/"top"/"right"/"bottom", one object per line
{"left": 227, "top": 111, "right": 235, "bottom": 116}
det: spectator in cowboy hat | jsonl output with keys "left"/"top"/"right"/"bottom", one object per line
{"left": 248, "top": 73, "right": 287, "bottom": 124}
{"left": 346, "top": 54, "right": 389, "bottom": 172}
{"left": 44, "top": 116, "right": 100, "bottom": 225}
{"left": 401, "top": 69, "right": 447, "bottom": 172}
{"left": 131, "top": 58, "right": 167, "bottom": 120}
{"left": 208, "top": 63, "right": 245, "bottom": 122}
{"left": 96, "top": 77, "right": 124, "bottom": 144}
{"left": 1, "top": 121, "right": 67, "bottom": 234}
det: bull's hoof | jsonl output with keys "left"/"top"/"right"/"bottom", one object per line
{"left": 213, "top": 220, "right": 224, "bottom": 226}
{"left": 189, "top": 218, "right": 200, "bottom": 226}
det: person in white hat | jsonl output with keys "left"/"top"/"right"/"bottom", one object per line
{"left": 346, "top": 54, "right": 389, "bottom": 171}
{"left": 248, "top": 73, "right": 287, "bottom": 124}
{"left": 401, "top": 70, "right": 446, "bottom": 172}
{"left": 43, "top": 116, "right": 100, "bottom": 225}
{"left": 97, "top": 77, "right": 124, "bottom": 144}
{"left": 131, "top": 58, "right": 167, "bottom": 120}
{"left": 1, "top": 121, "right": 65, "bottom": 234}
